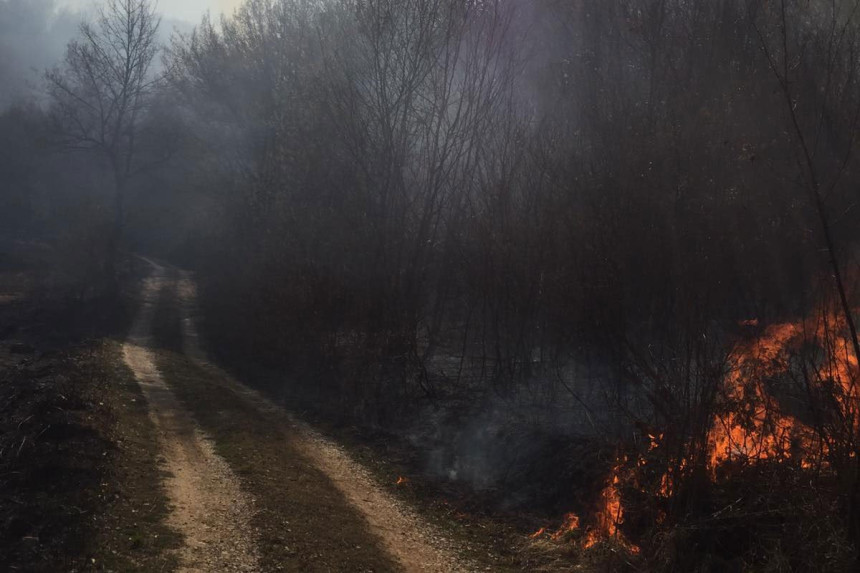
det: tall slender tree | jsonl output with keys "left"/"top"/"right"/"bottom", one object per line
{"left": 46, "top": 0, "right": 161, "bottom": 279}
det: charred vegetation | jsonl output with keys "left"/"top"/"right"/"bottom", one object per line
{"left": 1, "top": 0, "right": 860, "bottom": 570}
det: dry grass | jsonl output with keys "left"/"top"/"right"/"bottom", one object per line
{"left": 0, "top": 260, "right": 180, "bottom": 571}
{"left": 0, "top": 338, "right": 181, "bottom": 571}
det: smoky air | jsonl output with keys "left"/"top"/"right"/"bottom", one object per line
{"left": 1, "top": 1, "right": 859, "bottom": 571}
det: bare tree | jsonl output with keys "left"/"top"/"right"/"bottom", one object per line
{"left": 46, "top": 0, "right": 161, "bottom": 277}
{"left": 750, "top": 0, "right": 860, "bottom": 363}
{"left": 748, "top": 0, "right": 860, "bottom": 546}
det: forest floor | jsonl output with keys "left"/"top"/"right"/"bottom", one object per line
{"left": 0, "top": 251, "right": 181, "bottom": 572}
{"left": 1, "top": 252, "right": 582, "bottom": 571}
{"left": 132, "top": 258, "right": 511, "bottom": 572}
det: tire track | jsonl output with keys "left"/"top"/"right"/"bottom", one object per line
{"left": 174, "top": 269, "right": 477, "bottom": 572}
{"left": 123, "top": 260, "right": 261, "bottom": 572}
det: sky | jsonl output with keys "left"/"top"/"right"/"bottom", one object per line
{"left": 0, "top": 0, "right": 244, "bottom": 108}
{"left": 60, "top": 0, "right": 244, "bottom": 24}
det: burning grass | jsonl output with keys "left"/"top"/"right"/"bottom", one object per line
{"left": 532, "top": 302, "right": 860, "bottom": 569}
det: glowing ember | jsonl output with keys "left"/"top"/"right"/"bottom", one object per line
{"left": 395, "top": 476, "right": 409, "bottom": 486}
{"left": 658, "top": 457, "right": 687, "bottom": 498}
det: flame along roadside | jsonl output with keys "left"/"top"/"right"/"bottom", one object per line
{"left": 531, "top": 306, "right": 859, "bottom": 555}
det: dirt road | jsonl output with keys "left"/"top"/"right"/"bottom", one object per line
{"left": 124, "top": 260, "right": 475, "bottom": 572}
{"left": 123, "top": 262, "right": 261, "bottom": 571}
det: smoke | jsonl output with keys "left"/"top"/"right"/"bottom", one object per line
{"left": 0, "top": 0, "right": 80, "bottom": 108}
{"left": 0, "top": 1, "right": 196, "bottom": 110}
{"left": 412, "top": 366, "right": 617, "bottom": 512}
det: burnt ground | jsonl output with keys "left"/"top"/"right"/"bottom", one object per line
{"left": 155, "top": 265, "right": 603, "bottom": 572}
{"left": 1, "top": 250, "right": 611, "bottom": 572}
{"left": 0, "top": 256, "right": 180, "bottom": 571}
{"left": 149, "top": 264, "right": 444, "bottom": 572}
{"left": 265, "top": 397, "right": 623, "bottom": 572}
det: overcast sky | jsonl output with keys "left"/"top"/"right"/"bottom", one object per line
{"left": 59, "top": 0, "right": 244, "bottom": 24}
{"left": 0, "top": 0, "right": 244, "bottom": 108}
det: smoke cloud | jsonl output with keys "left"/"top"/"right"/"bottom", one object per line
{"left": 0, "top": 1, "right": 202, "bottom": 109}
{"left": 0, "top": 0, "right": 80, "bottom": 107}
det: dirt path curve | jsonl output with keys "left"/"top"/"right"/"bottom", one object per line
{"left": 174, "top": 271, "right": 477, "bottom": 572}
{"left": 123, "top": 260, "right": 261, "bottom": 572}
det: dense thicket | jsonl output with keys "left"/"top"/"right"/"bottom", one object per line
{"left": 161, "top": 0, "right": 858, "bottom": 418}
{"left": 153, "top": 0, "right": 860, "bottom": 568}
{"left": 3, "top": 0, "right": 860, "bottom": 569}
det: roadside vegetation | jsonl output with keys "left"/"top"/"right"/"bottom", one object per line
{"left": 1, "top": 0, "right": 859, "bottom": 570}
{"left": 164, "top": 1, "right": 860, "bottom": 569}
{"left": 150, "top": 270, "right": 403, "bottom": 572}
{"left": 0, "top": 252, "right": 179, "bottom": 571}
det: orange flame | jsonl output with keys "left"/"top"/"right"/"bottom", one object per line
{"left": 707, "top": 311, "right": 858, "bottom": 470}
{"left": 542, "top": 459, "right": 639, "bottom": 553}
{"left": 542, "top": 304, "right": 858, "bottom": 555}
{"left": 582, "top": 457, "right": 640, "bottom": 554}
{"left": 530, "top": 527, "right": 547, "bottom": 539}
{"left": 707, "top": 322, "right": 803, "bottom": 468}
{"left": 549, "top": 513, "right": 580, "bottom": 540}
{"left": 396, "top": 476, "right": 409, "bottom": 486}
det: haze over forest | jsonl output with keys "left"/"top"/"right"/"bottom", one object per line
{"left": 0, "top": 0, "right": 241, "bottom": 106}
{"left": 1, "top": 1, "right": 860, "bottom": 571}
